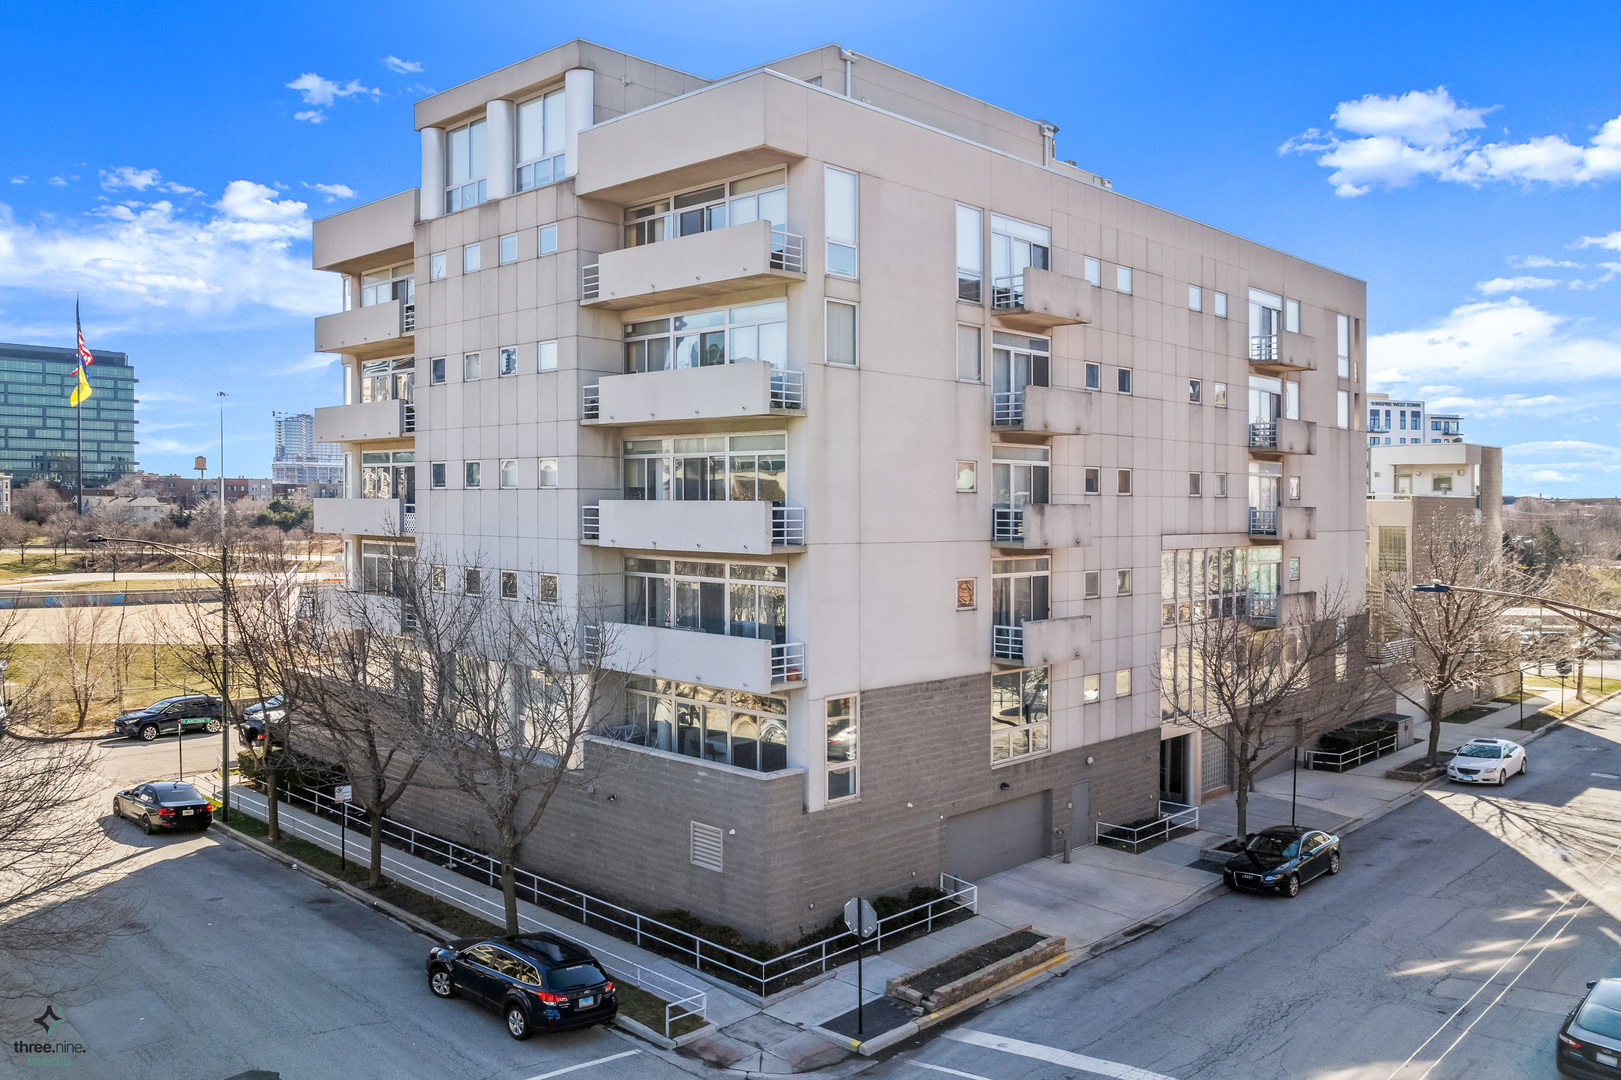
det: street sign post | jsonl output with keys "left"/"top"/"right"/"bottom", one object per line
{"left": 843, "top": 897, "right": 878, "bottom": 1035}
{"left": 335, "top": 785, "right": 353, "bottom": 873}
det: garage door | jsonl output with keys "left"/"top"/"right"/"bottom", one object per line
{"left": 944, "top": 791, "right": 1050, "bottom": 882}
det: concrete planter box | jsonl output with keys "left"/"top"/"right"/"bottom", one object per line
{"left": 885, "top": 925, "right": 1065, "bottom": 1013}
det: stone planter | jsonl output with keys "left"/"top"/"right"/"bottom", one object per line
{"left": 886, "top": 926, "right": 1065, "bottom": 1013}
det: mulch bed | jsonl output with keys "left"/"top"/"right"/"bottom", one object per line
{"left": 903, "top": 930, "right": 1045, "bottom": 998}
{"left": 1443, "top": 705, "right": 1503, "bottom": 724}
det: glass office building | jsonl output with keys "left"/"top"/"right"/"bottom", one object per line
{"left": 0, "top": 342, "right": 136, "bottom": 487}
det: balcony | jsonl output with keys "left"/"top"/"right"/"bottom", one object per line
{"left": 581, "top": 361, "right": 803, "bottom": 426}
{"left": 314, "top": 300, "right": 414, "bottom": 360}
{"left": 604, "top": 622, "right": 804, "bottom": 694}
{"left": 580, "top": 500, "right": 804, "bottom": 555}
{"left": 992, "top": 615, "right": 1090, "bottom": 667}
{"left": 1248, "top": 334, "right": 1316, "bottom": 373}
{"left": 313, "top": 498, "right": 416, "bottom": 537}
{"left": 991, "top": 504, "right": 1090, "bottom": 550}
{"left": 1247, "top": 417, "right": 1317, "bottom": 456}
{"left": 1247, "top": 591, "right": 1318, "bottom": 628}
{"left": 1248, "top": 506, "right": 1316, "bottom": 540}
{"left": 580, "top": 220, "right": 804, "bottom": 310}
{"left": 314, "top": 399, "right": 410, "bottom": 443}
{"left": 991, "top": 384, "right": 1092, "bottom": 435}
{"left": 990, "top": 268, "right": 1092, "bottom": 333}
{"left": 312, "top": 189, "right": 417, "bottom": 274}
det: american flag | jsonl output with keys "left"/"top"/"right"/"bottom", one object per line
{"left": 71, "top": 298, "right": 94, "bottom": 406}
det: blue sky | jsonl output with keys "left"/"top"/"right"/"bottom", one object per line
{"left": 1, "top": 1, "right": 1618, "bottom": 493}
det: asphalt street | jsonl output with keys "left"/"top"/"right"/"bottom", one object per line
{"left": 874, "top": 702, "right": 1621, "bottom": 1080}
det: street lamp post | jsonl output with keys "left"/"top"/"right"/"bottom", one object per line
{"left": 90, "top": 534, "right": 231, "bottom": 821}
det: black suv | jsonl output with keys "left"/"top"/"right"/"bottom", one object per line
{"left": 112, "top": 781, "right": 213, "bottom": 834}
{"left": 113, "top": 695, "right": 224, "bottom": 741}
{"left": 426, "top": 932, "right": 618, "bottom": 1039}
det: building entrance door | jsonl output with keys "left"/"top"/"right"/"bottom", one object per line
{"left": 1160, "top": 734, "right": 1190, "bottom": 804}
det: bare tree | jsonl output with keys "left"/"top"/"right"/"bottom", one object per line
{"left": 42, "top": 509, "right": 85, "bottom": 568}
{"left": 0, "top": 513, "right": 33, "bottom": 570}
{"left": 41, "top": 604, "right": 119, "bottom": 732}
{"left": 12, "top": 479, "right": 64, "bottom": 525}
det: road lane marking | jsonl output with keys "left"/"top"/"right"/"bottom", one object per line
{"left": 943, "top": 1029, "right": 1181, "bottom": 1080}
{"left": 524, "top": 1049, "right": 640, "bottom": 1080}
{"left": 910, "top": 1063, "right": 997, "bottom": 1080}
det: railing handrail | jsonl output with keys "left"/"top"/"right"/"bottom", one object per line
{"left": 992, "top": 389, "right": 1025, "bottom": 426}
{"left": 771, "top": 506, "right": 806, "bottom": 547}
{"left": 771, "top": 640, "right": 806, "bottom": 685}
{"left": 1096, "top": 801, "right": 1200, "bottom": 853}
{"left": 580, "top": 259, "right": 601, "bottom": 302}
{"left": 769, "top": 227, "right": 804, "bottom": 274}
{"left": 1250, "top": 333, "right": 1279, "bottom": 361}
{"left": 992, "top": 623, "right": 1024, "bottom": 661}
{"left": 1249, "top": 507, "right": 1279, "bottom": 535}
{"left": 770, "top": 367, "right": 804, "bottom": 411}
{"left": 580, "top": 382, "right": 601, "bottom": 421}
{"left": 580, "top": 503, "right": 600, "bottom": 541}
{"left": 991, "top": 505, "right": 1024, "bottom": 542}
{"left": 1305, "top": 733, "right": 1398, "bottom": 771}
{"left": 1248, "top": 420, "right": 1278, "bottom": 448}
{"left": 991, "top": 272, "right": 1026, "bottom": 310}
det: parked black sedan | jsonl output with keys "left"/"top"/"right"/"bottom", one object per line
{"left": 1223, "top": 825, "right": 1341, "bottom": 897}
{"left": 1559, "top": 978, "right": 1621, "bottom": 1077}
{"left": 426, "top": 932, "right": 617, "bottom": 1039}
{"left": 111, "top": 781, "right": 213, "bottom": 834}
{"left": 112, "top": 695, "right": 224, "bottom": 741}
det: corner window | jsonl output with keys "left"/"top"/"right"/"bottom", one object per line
{"left": 1117, "top": 569, "right": 1133, "bottom": 595}
{"left": 463, "top": 243, "right": 481, "bottom": 274}
{"left": 956, "top": 205, "right": 983, "bottom": 302}
{"left": 538, "top": 340, "right": 558, "bottom": 372}
{"left": 826, "top": 696, "right": 859, "bottom": 801}
{"left": 1213, "top": 381, "right": 1227, "bottom": 408}
{"left": 540, "top": 574, "right": 558, "bottom": 603}
{"left": 824, "top": 166, "right": 858, "bottom": 278}
{"left": 957, "top": 324, "right": 982, "bottom": 382}
{"left": 499, "top": 234, "right": 517, "bottom": 265}
{"left": 1189, "top": 473, "right": 1202, "bottom": 496}
{"left": 1285, "top": 298, "right": 1301, "bottom": 334}
{"left": 464, "top": 461, "right": 481, "bottom": 488}
{"left": 1116, "top": 266, "right": 1133, "bottom": 294}
{"left": 1189, "top": 379, "right": 1202, "bottom": 404}
{"left": 1084, "top": 362, "right": 1101, "bottom": 391}
{"left": 538, "top": 224, "right": 558, "bottom": 256}
{"left": 538, "top": 458, "right": 558, "bottom": 487}
{"left": 430, "top": 357, "right": 446, "bottom": 384}
{"left": 445, "top": 118, "right": 487, "bottom": 213}
{"left": 1214, "top": 291, "right": 1228, "bottom": 318}
{"left": 826, "top": 300, "right": 857, "bottom": 366}
{"left": 1117, "top": 469, "right": 1133, "bottom": 495}
{"left": 1084, "top": 570, "right": 1101, "bottom": 598}
{"left": 1188, "top": 285, "right": 1202, "bottom": 312}
{"left": 1117, "top": 368, "right": 1133, "bottom": 395}
{"left": 499, "top": 346, "right": 518, "bottom": 377}
{"left": 956, "top": 460, "right": 977, "bottom": 493}
{"left": 500, "top": 570, "right": 519, "bottom": 600}
{"left": 463, "top": 352, "right": 481, "bottom": 381}
{"left": 430, "top": 252, "right": 446, "bottom": 281}
{"left": 992, "top": 667, "right": 1049, "bottom": 763}
{"left": 463, "top": 567, "right": 482, "bottom": 595}
{"left": 360, "top": 263, "right": 413, "bottom": 307}
{"left": 516, "top": 87, "right": 566, "bottom": 190}
{"left": 1084, "top": 467, "right": 1100, "bottom": 495}
{"left": 430, "top": 462, "right": 446, "bottom": 488}
{"left": 500, "top": 459, "right": 518, "bottom": 488}
{"left": 1083, "top": 256, "right": 1101, "bottom": 286}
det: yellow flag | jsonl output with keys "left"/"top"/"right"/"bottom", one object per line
{"left": 70, "top": 364, "right": 92, "bottom": 406}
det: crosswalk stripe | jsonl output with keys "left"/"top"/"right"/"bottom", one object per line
{"left": 523, "top": 1049, "right": 640, "bottom": 1080}
{"left": 944, "top": 1029, "right": 1181, "bottom": 1080}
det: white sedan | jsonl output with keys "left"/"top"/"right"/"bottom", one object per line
{"left": 1447, "top": 738, "right": 1527, "bottom": 785}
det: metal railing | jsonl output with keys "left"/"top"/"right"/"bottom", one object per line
{"left": 1247, "top": 592, "right": 1281, "bottom": 625}
{"left": 403, "top": 303, "right": 416, "bottom": 334}
{"left": 770, "top": 228, "right": 804, "bottom": 274}
{"left": 770, "top": 368, "right": 804, "bottom": 411}
{"left": 993, "top": 623, "right": 1024, "bottom": 662}
{"left": 402, "top": 504, "right": 417, "bottom": 534}
{"left": 993, "top": 390, "right": 1024, "bottom": 426}
{"left": 580, "top": 504, "right": 600, "bottom": 541}
{"left": 1370, "top": 638, "right": 1415, "bottom": 665}
{"left": 991, "top": 273, "right": 1027, "bottom": 310}
{"left": 217, "top": 778, "right": 972, "bottom": 1001}
{"left": 992, "top": 506, "right": 1024, "bottom": 543}
{"left": 402, "top": 403, "right": 416, "bottom": 433}
{"left": 772, "top": 506, "right": 806, "bottom": 546}
{"left": 1249, "top": 508, "right": 1278, "bottom": 535}
{"left": 580, "top": 261, "right": 600, "bottom": 302}
{"left": 580, "top": 382, "right": 601, "bottom": 421}
{"left": 1306, "top": 735, "right": 1398, "bottom": 772}
{"left": 771, "top": 641, "right": 806, "bottom": 685}
{"left": 1248, "top": 421, "right": 1278, "bottom": 449}
{"left": 1096, "top": 801, "right": 1199, "bottom": 854}
{"left": 1250, "top": 334, "right": 1279, "bottom": 362}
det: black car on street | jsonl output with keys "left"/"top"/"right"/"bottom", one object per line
{"left": 112, "top": 781, "right": 213, "bottom": 834}
{"left": 1222, "top": 825, "right": 1341, "bottom": 897}
{"left": 112, "top": 695, "right": 224, "bottom": 741}
{"left": 1559, "top": 978, "right": 1621, "bottom": 1077}
{"left": 426, "top": 932, "right": 617, "bottom": 1039}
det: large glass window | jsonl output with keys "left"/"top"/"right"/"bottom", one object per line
{"left": 360, "top": 540, "right": 414, "bottom": 597}
{"left": 826, "top": 696, "right": 858, "bottom": 800}
{"left": 622, "top": 434, "right": 785, "bottom": 503}
{"left": 361, "top": 264, "right": 414, "bottom": 308}
{"left": 991, "top": 331, "right": 1050, "bottom": 405}
{"left": 623, "top": 558, "right": 786, "bottom": 643}
{"left": 992, "top": 667, "right": 1049, "bottom": 764}
{"left": 614, "top": 676, "right": 787, "bottom": 772}
{"left": 1160, "top": 547, "right": 1249, "bottom": 627}
{"left": 956, "top": 205, "right": 983, "bottom": 302}
{"left": 359, "top": 358, "right": 414, "bottom": 404}
{"left": 445, "top": 118, "right": 487, "bottom": 213}
{"left": 992, "top": 445, "right": 1050, "bottom": 510}
{"left": 1336, "top": 314, "right": 1351, "bottom": 379}
{"left": 825, "top": 166, "right": 858, "bottom": 277}
{"left": 516, "top": 87, "right": 566, "bottom": 191}
{"left": 622, "top": 301, "right": 786, "bottom": 374}
{"left": 826, "top": 301, "right": 857, "bottom": 366}
{"left": 1248, "top": 288, "right": 1282, "bottom": 360}
{"left": 360, "top": 450, "right": 415, "bottom": 508}
{"left": 623, "top": 170, "right": 786, "bottom": 248}
{"left": 990, "top": 214, "right": 1050, "bottom": 305}
{"left": 992, "top": 556, "right": 1050, "bottom": 630}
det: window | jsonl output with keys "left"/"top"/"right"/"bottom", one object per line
{"left": 1189, "top": 379, "right": 1202, "bottom": 404}
{"left": 431, "top": 462, "right": 446, "bottom": 488}
{"left": 1337, "top": 314, "right": 1351, "bottom": 379}
{"left": 360, "top": 264, "right": 414, "bottom": 307}
{"left": 500, "top": 459, "right": 518, "bottom": 488}
{"left": 358, "top": 357, "right": 414, "bottom": 404}
{"left": 537, "top": 224, "right": 558, "bottom": 256}
{"left": 623, "top": 301, "right": 787, "bottom": 373}
{"left": 1159, "top": 547, "right": 1251, "bottom": 634}
{"left": 1188, "top": 285, "right": 1203, "bottom": 312}
{"left": 538, "top": 459, "right": 558, "bottom": 487}
{"left": 991, "top": 214, "right": 1050, "bottom": 303}
{"left": 463, "top": 244, "right": 481, "bottom": 274}
{"left": 826, "top": 696, "right": 858, "bottom": 801}
{"left": 431, "top": 565, "right": 446, "bottom": 591}
{"left": 463, "top": 352, "right": 481, "bottom": 381}
{"left": 464, "top": 461, "right": 481, "bottom": 488}
{"left": 992, "top": 667, "right": 1049, "bottom": 763}
{"left": 430, "top": 357, "right": 446, "bottom": 384}
{"left": 1214, "top": 291, "right": 1228, "bottom": 318}
{"left": 1084, "top": 362, "right": 1101, "bottom": 391}
{"left": 992, "top": 444, "right": 1049, "bottom": 512}
{"left": 1117, "top": 569, "right": 1133, "bottom": 595}
{"left": 618, "top": 676, "right": 787, "bottom": 771}
{"left": 1084, "top": 570, "right": 1101, "bottom": 598}
{"left": 1083, "top": 674, "right": 1100, "bottom": 703}
{"left": 1378, "top": 526, "right": 1407, "bottom": 572}
{"left": 359, "top": 540, "right": 414, "bottom": 597}
{"left": 515, "top": 87, "right": 566, "bottom": 190}
{"left": 956, "top": 325, "right": 982, "bottom": 382}
{"left": 624, "top": 170, "right": 786, "bottom": 248}
{"left": 445, "top": 117, "right": 487, "bottom": 212}
{"left": 956, "top": 460, "right": 977, "bottom": 493}
{"left": 1285, "top": 380, "right": 1300, "bottom": 420}
{"left": 1289, "top": 475, "right": 1301, "bottom": 500}
{"left": 623, "top": 558, "right": 787, "bottom": 642}
{"left": 1116, "top": 265, "right": 1133, "bottom": 294}
{"left": 359, "top": 450, "right": 415, "bottom": 501}
{"left": 1083, "top": 256, "right": 1101, "bottom": 286}
{"left": 956, "top": 205, "right": 983, "bottom": 302}
{"left": 1116, "top": 668, "right": 1132, "bottom": 697}
{"left": 499, "top": 346, "right": 518, "bottom": 377}
{"left": 1189, "top": 472, "right": 1202, "bottom": 496}
{"left": 1117, "top": 368, "right": 1133, "bottom": 394}
{"left": 1288, "top": 558, "right": 1301, "bottom": 582}
{"left": 343, "top": 276, "right": 352, "bottom": 311}
{"left": 825, "top": 166, "right": 858, "bottom": 277}
{"left": 1337, "top": 390, "right": 1350, "bottom": 429}
{"left": 540, "top": 574, "right": 558, "bottom": 603}
{"left": 1215, "top": 473, "right": 1227, "bottom": 497}
{"left": 1285, "top": 298, "right": 1300, "bottom": 334}
{"left": 957, "top": 578, "right": 977, "bottom": 609}
{"left": 538, "top": 340, "right": 557, "bottom": 372}
{"left": 1118, "top": 469, "right": 1133, "bottom": 495}
{"left": 826, "top": 301, "right": 857, "bottom": 366}
{"left": 463, "top": 567, "right": 482, "bottom": 595}
{"left": 1432, "top": 475, "right": 1453, "bottom": 493}
{"left": 623, "top": 434, "right": 784, "bottom": 502}
{"left": 430, "top": 252, "right": 446, "bottom": 281}
{"left": 992, "top": 557, "right": 1050, "bottom": 644}
{"left": 991, "top": 331, "right": 1050, "bottom": 422}
{"left": 499, "top": 234, "right": 517, "bottom": 265}
{"left": 501, "top": 570, "right": 518, "bottom": 600}
{"left": 1084, "top": 467, "right": 1101, "bottom": 495}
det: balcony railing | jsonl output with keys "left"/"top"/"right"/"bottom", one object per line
{"left": 403, "top": 303, "right": 416, "bottom": 334}
{"left": 772, "top": 506, "right": 806, "bottom": 547}
{"left": 992, "top": 507, "right": 1024, "bottom": 543}
{"left": 993, "top": 624, "right": 1024, "bottom": 663}
{"left": 580, "top": 260, "right": 601, "bottom": 302}
{"left": 1248, "top": 592, "right": 1280, "bottom": 623}
{"left": 1249, "top": 508, "right": 1278, "bottom": 536}
{"left": 770, "top": 368, "right": 804, "bottom": 411}
{"left": 991, "top": 273, "right": 1027, "bottom": 310}
{"left": 1249, "top": 421, "right": 1277, "bottom": 449}
{"left": 993, "top": 390, "right": 1024, "bottom": 427}
{"left": 402, "top": 403, "right": 416, "bottom": 433}
{"left": 769, "top": 227, "right": 804, "bottom": 274}
{"left": 771, "top": 641, "right": 806, "bottom": 685}
{"left": 1250, "top": 334, "right": 1279, "bottom": 362}
{"left": 403, "top": 503, "right": 417, "bottom": 534}
{"left": 581, "top": 504, "right": 600, "bottom": 541}
{"left": 581, "top": 382, "right": 601, "bottom": 421}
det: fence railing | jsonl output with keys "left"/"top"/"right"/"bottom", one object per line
{"left": 1377, "top": 638, "right": 1415, "bottom": 665}
{"left": 1096, "top": 801, "right": 1199, "bottom": 853}
{"left": 580, "top": 383, "right": 601, "bottom": 420}
{"left": 1306, "top": 735, "right": 1398, "bottom": 772}
{"left": 1248, "top": 591, "right": 1280, "bottom": 623}
{"left": 772, "top": 506, "right": 806, "bottom": 547}
{"left": 991, "top": 273, "right": 1027, "bottom": 310}
{"left": 580, "top": 504, "right": 600, "bottom": 541}
{"left": 402, "top": 303, "right": 416, "bottom": 334}
{"left": 771, "top": 641, "right": 806, "bottom": 686}
{"left": 770, "top": 367, "right": 804, "bottom": 411}
{"left": 1250, "top": 334, "right": 1279, "bottom": 362}
{"left": 1249, "top": 508, "right": 1278, "bottom": 536}
{"left": 213, "top": 778, "right": 974, "bottom": 1002}
{"left": 402, "top": 504, "right": 418, "bottom": 534}
{"left": 992, "top": 390, "right": 1024, "bottom": 426}
{"left": 992, "top": 506, "right": 1024, "bottom": 543}
{"left": 1248, "top": 421, "right": 1277, "bottom": 449}
{"left": 580, "top": 260, "right": 601, "bottom": 302}
{"left": 402, "top": 403, "right": 417, "bottom": 433}
{"left": 993, "top": 623, "right": 1024, "bottom": 662}
{"left": 770, "top": 228, "right": 804, "bottom": 274}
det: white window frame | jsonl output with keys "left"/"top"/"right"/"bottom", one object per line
{"left": 538, "top": 458, "right": 558, "bottom": 487}
{"left": 499, "top": 346, "right": 518, "bottom": 377}
{"left": 464, "top": 461, "right": 481, "bottom": 489}
{"left": 430, "top": 357, "right": 446, "bottom": 385}
{"left": 1214, "top": 291, "right": 1228, "bottom": 318}
{"left": 430, "top": 462, "right": 446, "bottom": 488}
{"left": 956, "top": 204, "right": 983, "bottom": 302}
{"left": 1188, "top": 284, "right": 1202, "bottom": 311}
{"left": 499, "top": 234, "right": 517, "bottom": 265}
{"left": 1189, "top": 378, "right": 1202, "bottom": 404}
{"left": 463, "top": 352, "right": 481, "bottom": 382}
{"left": 429, "top": 252, "right": 446, "bottom": 281}
{"left": 1215, "top": 473, "right": 1228, "bottom": 497}
{"left": 1084, "top": 466, "right": 1101, "bottom": 495}
{"left": 538, "top": 340, "right": 558, "bottom": 372}
{"left": 1285, "top": 298, "right": 1301, "bottom": 334}
{"left": 1117, "top": 569, "right": 1133, "bottom": 595}
{"left": 1084, "top": 570, "right": 1101, "bottom": 598}
{"left": 824, "top": 165, "right": 859, "bottom": 278}
{"left": 1118, "top": 469, "right": 1133, "bottom": 495}
{"left": 538, "top": 223, "right": 558, "bottom": 256}
{"left": 1337, "top": 390, "right": 1351, "bottom": 429}
{"left": 1116, "top": 265, "right": 1133, "bottom": 294}
{"left": 1116, "top": 668, "right": 1132, "bottom": 697}
{"left": 444, "top": 117, "right": 487, "bottom": 213}
{"left": 1084, "top": 362, "right": 1101, "bottom": 391}
{"left": 1336, "top": 314, "right": 1351, "bottom": 379}
{"left": 1117, "top": 368, "right": 1133, "bottom": 395}
{"left": 826, "top": 695, "right": 859, "bottom": 803}
{"left": 956, "top": 460, "right": 977, "bottom": 493}
{"left": 1213, "top": 381, "right": 1228, "bottom": 408}
{"left": 1083, "top": 673, "right": 1100, "bottom": 703}
{"left": 826, "top": 300, "right": 858, "bottom": 366}
{"left": 1083, "top": 256, "right": 1101, "bottom": 286}
{"left": 1189, "top": 472, "right": 1202, "bottom": 496}
{"left": 515, "top": 87, "right": 566, "bottom": 191}
{"left": 500, "top": 459, "right": 518, "bottom": 489}
{"left": 500, "top": 570, "right": 519, "bottom": 600}
{"left": 463, "top": 243, "right": 481, "bottom": 274}
{"left": 957, "top": 324, "right": 982, "bottom": 383}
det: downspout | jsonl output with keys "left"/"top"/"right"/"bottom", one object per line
{"left": 840, "top": 49, "right": 855, "bottom": 97}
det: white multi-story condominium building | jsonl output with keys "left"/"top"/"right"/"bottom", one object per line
{"left": 1367, "top": 393, "right": 1463, "bottom": 446}
{"left": 310, "top": 41, "right": 1370, "bottom": 941}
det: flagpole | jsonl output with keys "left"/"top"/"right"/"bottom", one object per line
{"left": 75, "top": 299, "right": 84, "bottom": 516}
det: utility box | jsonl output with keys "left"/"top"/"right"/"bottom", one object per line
{"left": 1375, "top": 712, "right": 1415, "bottom": 749}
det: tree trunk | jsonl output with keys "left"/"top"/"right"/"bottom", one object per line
{"left": 369, "top": 815, "right": 384, "bottom": 889}
{"left": 1233, "top": 766, "right": 1250, "bottom": 839}
{"left": 500, "top": 853, "right": 519, "bottom": 935}
{"left": 1577, "top": 661, "right": 1587, "bottom": 703}
{"left": 1425, "top": 689, "right": 1446, "bottom": 764}
{"left": 266, "top": 764, "right": 281, "bottom": 843}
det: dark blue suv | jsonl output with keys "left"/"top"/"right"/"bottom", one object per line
{"left": 426, "top": 932, "right": 617, "bottom": 1039}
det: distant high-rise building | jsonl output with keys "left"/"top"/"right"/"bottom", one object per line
{"left": 0, "top": 341, "right": 137, "bottom": 487}
{"left": 271, "top": 412, "right": 343, "bottom": 485}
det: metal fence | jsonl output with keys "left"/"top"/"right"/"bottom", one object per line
{"left": 992, "top": 507, "right": 1024, "bottom": 544}
{"left": 993, "top": 624, "right": 1024, "bottom": 662}
{"left": 580, "top": 261, "right": 601, "bottom": 302}
{"left": 580, "top": 383, "right": 601, "bottom": 421}
{"left": 580, "top": 504, "right": 600, "bottom": 541}
{"left": 770, "top": 641, "right": 806, "bottom": 686}
{"left": 769, "top": 228, "right": 805, "bottom": 274}
{"left": 1248, "top": 421, "right": 1277, "bottom": 449}
{"left": 1096, "top": 801, "right": 1199, "bottom": 853}
{"left": 992, "top": 390, "right": 1024, "bottom": 427}
{"left": 1250, "top": 334, "right": 1279, "bottom": 362}
{"left": 771, "top": 507, "right": 806, "bottom": 547}
{"left": 1305, "top": 735, "right": 1398, "bottom": 772}
{"left": 1249, "top": 508, "right": 1278, "bottom": 536}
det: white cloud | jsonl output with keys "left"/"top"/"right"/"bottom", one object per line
{"left": 1368, "top": 296, "right": 1621, "bottom": 384}
{"left": 9, "top": 177, "right": 25, "bottom": 185}
{"left": 294, "top": 110, "right": 325, "bottom": 124}
{"left": 286, "top": 72, "right": 379, "bottom": 107}
{"left": 1282, "top": 88, "right": 1621, "bottom": 196}
{"left": 1569, "top": 263, "right": 1621, "bottom": 291}
{"left": 1514, "top": 254, "right": 1581, "bottom": 269}
{"left": 1476, "top": 275, "right": 1560, "bottom": 295}
{"left": 381, "top": 55, "right": 422, "bottom": 74}
{"left": 48, "top": 176, "right": 67, "bottom": 187}
{"left": 101, "top": 166, "right": 160, "bottom": 191}
{"left": 1577, "top": 230, "right": 1621, "bottom": 252}
{"left": 304, "top": 182, "right": 356, "bottom": 201}
{"left": 1528, "top": 469, "right": 1579, "bottom": 484}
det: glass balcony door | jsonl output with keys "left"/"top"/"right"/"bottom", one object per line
{"left": 992, "top": 557, "right": 1050, "bottom": 627}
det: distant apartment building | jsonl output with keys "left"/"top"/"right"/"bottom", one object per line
{"left": 1367, "top": 393, "right": 1462, "bottom": 446}
{"left": 272, "top": 412, "right": 344, "bottom": 485}
{"left": 310, "top": 41, "right": 1370, "bottom": 941}
{"left": 0, "top": 341, "right": 137, "bottom": 486}
{"left": 130, "top": 471, "right": 272, "bottom": 507}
